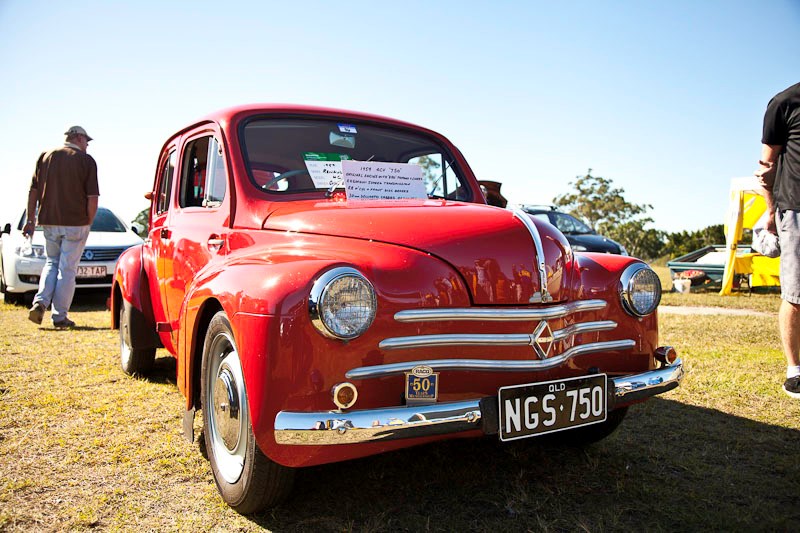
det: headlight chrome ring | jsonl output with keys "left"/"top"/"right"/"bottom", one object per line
{"left": 620, "top": 263, "right": 661, "bottom": 317}
{"left": 309, "top": 267, "right": 377, "bottom": 340}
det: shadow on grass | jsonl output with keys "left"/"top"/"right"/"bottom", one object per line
{"left": 71, "top": 289, "right": 111, "bottom": 312}
{"left": 39, "top": 325, "right": 106, "bottom": 332}
{"left": 144, "top": 356, "right": 177, "bottom": 385}
{"left": 248, "top": 398, "right": 800, "bottom": 532}
{"left": 4, "top": 288, "right": 111, "bottom": 312}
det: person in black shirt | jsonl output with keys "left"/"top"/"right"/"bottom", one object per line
{"left": 755, "top": 82, "right": 800, "bottom": 398}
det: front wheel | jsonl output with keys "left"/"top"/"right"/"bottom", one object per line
{"left": 201, "top": 311, "right": 294, "bottom": 514}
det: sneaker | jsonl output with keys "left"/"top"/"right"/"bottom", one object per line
{"left": 53, "top": 318, "right": 76, "bottom": 329}
{"left": 782, "top": 376, "right": 800, "bottom": 399}
{"left": 28, "top": 302, "right": 45, "bottom": 325}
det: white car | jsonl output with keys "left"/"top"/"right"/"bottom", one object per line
{"left": 0, "top": 207, "right": 143, "bottom": 304}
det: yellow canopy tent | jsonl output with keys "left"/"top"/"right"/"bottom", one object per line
{"left": 720, "top": 177, "right": 781, "bottom": 295}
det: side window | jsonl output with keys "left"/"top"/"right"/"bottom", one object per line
{"left": 205, "top": 138, "right": 227, "bottom": 206}
{"left": 179, "top": 136, "right": 226, "bottom": 208}
{"left": 156, "top": 150, "right": 176, "bottom": 215}
{"left": 408, "top": 153, "right": 468, "bottom": 201}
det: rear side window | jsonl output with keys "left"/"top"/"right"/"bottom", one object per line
{"left": 179, "top": 136, "right": 227, "bottom": 208}
{"left": 156, "top": 150, "right": 176, "bottom": 215}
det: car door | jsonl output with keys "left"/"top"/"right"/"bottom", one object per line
{"left": 160, "top": 127, "right": 230, "bottom": 352}
{"left": 149, "top": 145, "right": 178, "bottom": 353}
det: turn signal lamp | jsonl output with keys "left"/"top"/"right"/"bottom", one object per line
{"left": 332, "top": 382, "right": 358, "bottom": 410}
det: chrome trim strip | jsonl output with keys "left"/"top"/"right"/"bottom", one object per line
{"left": 552, "top": 320, "right": 617, "bottom": 341}
{"left": 393, "top": 299, "right": 607, "bottom": 322}
{"left": 274, "top": 359, "right": 684, "bottom": 445}
{"left": 513, "top": 208, "right": 552, "bottom": 303}
{"left": 379, "top": 320, "right": 618, "bottom": 350}
{"left": 346, "top": 339, "right": 636, "bottom": 379}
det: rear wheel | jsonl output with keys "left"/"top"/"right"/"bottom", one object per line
{"left": 3, "top": 291, "right": 24, "bottom": 305}
{"left": 201, "top": 311, "right": 294, "bottom": 514}
{"left": 119, "top": 304, "right": 155, "bottom": 375}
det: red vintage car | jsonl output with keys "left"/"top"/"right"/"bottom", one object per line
{"left": 112, "top": 104, "right": 683, "bottom": 513}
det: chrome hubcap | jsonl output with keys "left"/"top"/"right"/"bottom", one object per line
{"left": 213, "top": 365, "right": 241, "bottom": 451}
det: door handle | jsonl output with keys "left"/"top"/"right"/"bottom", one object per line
{"left": 207, "top": 237, "right": 224, "bottom": 249}
{"left": 160, "top": 228, "right": 171, "bottom": 239}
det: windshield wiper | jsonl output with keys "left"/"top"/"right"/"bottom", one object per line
{"left": 426, "top": 160, "right": 452, "bottom": 197}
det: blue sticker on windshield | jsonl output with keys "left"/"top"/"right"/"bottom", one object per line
{"left": 338, "top": 123, "right": 357, "bottom": 134}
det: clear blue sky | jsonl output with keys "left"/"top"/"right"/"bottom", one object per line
{"left": 1, "top": 0, "right": 798, "bottom": 233}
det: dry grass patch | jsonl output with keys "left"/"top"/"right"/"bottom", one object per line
{"left": 1, "top": 291, "right": 799, "bottom": 531}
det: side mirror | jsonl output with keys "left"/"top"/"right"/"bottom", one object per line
{"left": 130, "top": 223, "right": 143, "bottom": 236}
{"left": 2, "top": 223, "right": 10, "bottom": 235}
{"left": 478, "top": 180, "right": 508, "bottom": 208}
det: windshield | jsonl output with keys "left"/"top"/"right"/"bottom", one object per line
{"left": 241, "top": 118, "right": 471, "bottom": 201}
{"left": 91, "top": 208, "right": 127, "bottom": 232}
{"left": 551, "top": 213, "right": 593, "bottom": 234}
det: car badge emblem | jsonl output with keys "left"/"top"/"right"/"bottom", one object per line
{"left": 529, "top": 321, "right": 555, "bottom": 360}
{"left": 84, "top": 250, "right": 94, "bottom": 260}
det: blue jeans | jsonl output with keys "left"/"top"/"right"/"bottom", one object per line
{"left": 33, "top": 225, "right": 91, "bottom": 321}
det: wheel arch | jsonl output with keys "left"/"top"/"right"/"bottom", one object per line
{"left": 112, "top": 245, "right": 161, "bottom": 350}
{"left": 186, "top": 297, "right": 224, "bottom": 411}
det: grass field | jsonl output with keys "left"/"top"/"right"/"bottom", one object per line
{"left": 1, "top": 290, "right": 799, "bottom": 532}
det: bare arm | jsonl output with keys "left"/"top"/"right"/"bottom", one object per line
{"left": 87, "top": 196, "right": 99, "bottom": 224}
{"left": 755, "top": 144, "right": 782, "bottom": 233}
{"left": 23, "top": 188, "right": 38, "bottom": 238}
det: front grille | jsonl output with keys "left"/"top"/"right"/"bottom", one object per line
{"left": 346, "top": 299, "right": 636, "bottom": 379}
{"left": 81, "top": 247, "right": 127, "bottom": 262}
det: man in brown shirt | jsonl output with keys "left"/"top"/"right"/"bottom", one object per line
{"left": 24, "top": 126, "right": 99, "bottom": 328}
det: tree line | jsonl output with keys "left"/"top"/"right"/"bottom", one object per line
{"left": 554, "top": 170, "right": 724, "bottom": 261}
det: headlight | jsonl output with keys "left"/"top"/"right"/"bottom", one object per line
{"left": 572, "top": 244, "right": 588, "bottom": 252}
{"left": 15, "top": 243, "right": 45, "bottom": 258}
{"left": 309, "top": 267, "right": 377, "bottom": 340}
{"left": 619, "top": 263, "right": 661, "bottom": 316}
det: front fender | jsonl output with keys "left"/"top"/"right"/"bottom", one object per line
{"left": 112, "top": 244, "right": 160, "bottom": 350}
{"left": 573, "top": 253, "right": 659, "bottom": 361}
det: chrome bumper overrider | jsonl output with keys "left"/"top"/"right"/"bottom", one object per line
{"left": 273, "top": 359, "right": 684, "bottom": 445}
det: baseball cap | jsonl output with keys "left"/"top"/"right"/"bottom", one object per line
{"left": 64, "top": 125, "right": 93, "bottom": 141}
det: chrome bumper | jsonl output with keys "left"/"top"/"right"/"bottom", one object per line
{"left": 274, "top": 359, "right": 683, "bottom": 446}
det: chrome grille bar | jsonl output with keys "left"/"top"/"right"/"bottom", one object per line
{"left": 379, "top": 320, "right": 617, "bottom": 350}
{"left": 346, "top": 339, "right": 636, "bottom": 379}
{"left": 393, "top": 299, "right": 606, "bottom": 323}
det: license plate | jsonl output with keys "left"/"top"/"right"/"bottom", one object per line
{"left": 498, "top": 374, "right": 607, "bottom": 441}
{"left": 77, "top": 265, "right": 106, "bottom": 278}
{"left": 405, "top": 365, "right": 439, "bottom": 405}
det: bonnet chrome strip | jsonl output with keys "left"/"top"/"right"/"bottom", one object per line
{"left": 393, "top": 299, "right": 607, "bottom": 322}
{"left": 346, "top": 339, "right": 636, "bottom": 379}
{"left": 513, "top": 207, "right": 552, "bottom": 303}
{"left": 379, "top": 320, "right": 618, "bottom": 350}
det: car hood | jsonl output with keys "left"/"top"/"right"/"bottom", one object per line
{"left": 262, "top": 200, "right": 573, "bottom": 304}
